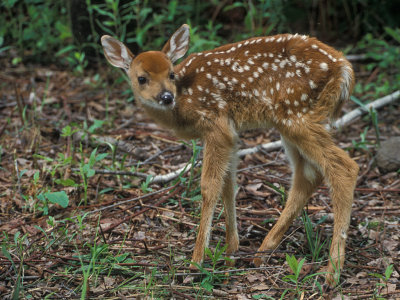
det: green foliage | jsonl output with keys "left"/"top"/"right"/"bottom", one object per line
{"left": 354, "top": 28, "right": 400, "bottom": 98}
{"left": 370, "top": 264, "right": 394, "bottom": 299}
{"left": 282, "top": 254, "right": 324, "bottom": 297}
{"left": 190, "top": 241, "right": 232, "bottom": 292}
{"left": 302, "top": 211, "right": 327, "bottom": 263}
{"left": 3, "top": 1, "right": 399, "bottom": 72}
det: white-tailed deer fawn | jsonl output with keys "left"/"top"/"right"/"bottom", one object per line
{"left": 101, "top": 24, "right": 359, "bottom": 285}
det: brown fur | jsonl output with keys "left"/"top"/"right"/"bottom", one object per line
{"left": 101, "top": 24, "right": 359, "bottom": 286}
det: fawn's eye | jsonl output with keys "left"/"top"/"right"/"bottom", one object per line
{"left": 138, "top": 76, "right": 147, "bottom": 85}
{"left": 169, "top": 72, "right": 175, "bottom": 80}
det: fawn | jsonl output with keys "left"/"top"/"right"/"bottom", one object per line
{"left": 101, "top": 24, "right": 359, "bottom": 285}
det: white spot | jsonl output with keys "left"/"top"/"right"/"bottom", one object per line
{"left": 320, "top": 62, "right": 328, "bottom": 71}
{"left": 217, "top": 70, "right": 222, "bottom": 76}
{"left": 253, "top": 89, "right": 260, "bottom": 97}
{"left": 294, "top": 100, "right": 299, "bottom": 106}
{"left": 205, "top": 53, "right": 212, "bottom": 57}
{"left": 257, "top": 67, "right": 263, "bottom": 73}
{"left": 218, "top": 102, "right": 226, "bottom": 109}
{"left": 290, "top": 55, "right": 297, "bottom": 62}
{"left": 188, "top": 88, "right": 193, "bottom": 95}
{"left": 285, "top": 99, "right": 290, "bottom": 105}
{"left": 287, "top": 109, "right": 293, "bottom": 114}
{"left": 207, "top": 61, "right": 211, "bottom": 66}
{"left": 197, "top": 85, "right": 203, "bottom": 91}
{"left": 279, "top": 60, "right": 287, "bottom": 68}
{"left": 187, "top": 98, "right": 192, "bottom": 103}
{"left": 253, "top": 72, "right": 259, "bottom": 78}
{"left": 309, "top": 80, "right": 317, "bottom": 89}
{"left": 311, "top": 44, "right": 318, "bottom": 49}
{"left": 272, "top": 64, "right": 278, "bottom": 71}
{"left": 262, "top": 62, "right": 269, "bottom": 69}
{"left": 301, "top": 94, "right": 308, "bottom": 101}
{"left": 244, "top": 40, "right": 250, "bottom": 45}
{"left": 269, "top": 53, "right": 274, "bottom": 58}
{"left": 296, "top": 69, "right": 302, "bottom": 77}
{"left": 276, "top": 82, "right": 280, "bottom": 91}
{"left": 218, "top": 83, "right": 226, "bottom": 89}
{"left": 248, "top": 77, "right": 254, "bottom": 83}
{"left": 232, "top": 77, "right": 238, "bottom": 84}
{"left": 214, "top": 58, "right": 220, "bottom": 63}
{"left": 248, "top": 58, "right": 255, "bottom": 65}
{"left": 206, "top": 73, "right": 212, "bottom": 79}
{"left": 270, "top": 88, "right": 274, "bottom": 95}
{"left": 302, "top": 107, "right": 308, "bottom": 113}
{"left": 244, "top": 65, "right": 250, "bottom": 71}
{"left": 225, "top": 58, "right": 232, "bottom": 65}
{"left": 241, "top": 83, "right": 246, "bottom": 89}
{"left": 223, "top": 76, "right": 229, "bottom": 82}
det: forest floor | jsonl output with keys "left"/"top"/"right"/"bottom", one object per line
{"left": 0, "top": 56, "right": 399, "bottom": 299}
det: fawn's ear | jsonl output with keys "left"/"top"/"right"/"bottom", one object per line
{"left": 101, "top": 35, "right": 134, "bottom": 70}
{"left": 162, "top": 24, "right": 190, "bottom": 63}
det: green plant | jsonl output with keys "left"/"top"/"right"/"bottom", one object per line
{"left": 350, "top": 126, "right": 372, "bottom": 153}
{"left": 78, "top": 146, "right": 108, "bottom": 205}
{"left": 2, "top": 231, "right": 30, "bottom": 299}
{"left": 354, "top": 28, "right": 400, "bottom": 98}
{"left": 282, "top": 254, "right": 324, "bottom": 297}
{"left": 370, "top": 264, "right": 394, "bottom": 299}
{"left": 140, "top": 174, "right": 154, "bottom": 193}
{"left": 190, "top": 241, "right": 232, "bottom": 292}
{"left": 302, "top": 211, "right": 327, "bottom": 263}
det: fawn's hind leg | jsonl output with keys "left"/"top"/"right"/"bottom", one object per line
{"left": 281, "top": 125, "right": 358, "bottom": 286}
{"left": 254, "top": 137, "right": 322, "bottom": 266}
{"left": 221, "top": 152, "right": 239, "bottom": 265}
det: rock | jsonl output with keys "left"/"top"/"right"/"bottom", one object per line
{"left": 376, "top": 137, "right": 400, "bottom": 173}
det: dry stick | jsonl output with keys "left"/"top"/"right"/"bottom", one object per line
{"left": 102, "top": 185, "right": 183, "bottom": 233}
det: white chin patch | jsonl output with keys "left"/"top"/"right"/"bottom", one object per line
{"left": 138, "top": 97, "right": 175, "bottom": 110}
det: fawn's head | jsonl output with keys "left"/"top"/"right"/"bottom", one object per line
{"left": 101, "top": 24, "right": 190, "bottom": 110}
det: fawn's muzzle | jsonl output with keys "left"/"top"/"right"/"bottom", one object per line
{"left": 158, "top": 91, "right": 174, "bottom": 105}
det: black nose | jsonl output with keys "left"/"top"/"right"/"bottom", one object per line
{"left": 159, "top": 91, "right": 174, "bottom": 105}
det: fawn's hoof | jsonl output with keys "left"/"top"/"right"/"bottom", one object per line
{"left": 325, "top": 269, "right": 339, "bottom": 287}
{"left": 253, "top": 256, "right": 263, "bottom": 267}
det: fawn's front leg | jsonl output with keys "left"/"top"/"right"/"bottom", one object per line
{"left": 190, "top": 119, "right": 236, "bottom": 268}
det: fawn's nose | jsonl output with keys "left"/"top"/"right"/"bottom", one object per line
{"left": 158, "top": 91, "right": 174, "bottom": 105}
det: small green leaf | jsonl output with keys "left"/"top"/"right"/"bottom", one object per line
{"left": 55, "top": 178, "right": 77, "bottom": 187}
{"left": 45, "top": 191, "right": 69, "bottom": 208}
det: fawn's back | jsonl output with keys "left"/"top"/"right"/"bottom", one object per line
{"left": 173, "top": 33, "right": 353, "bottom": 135}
